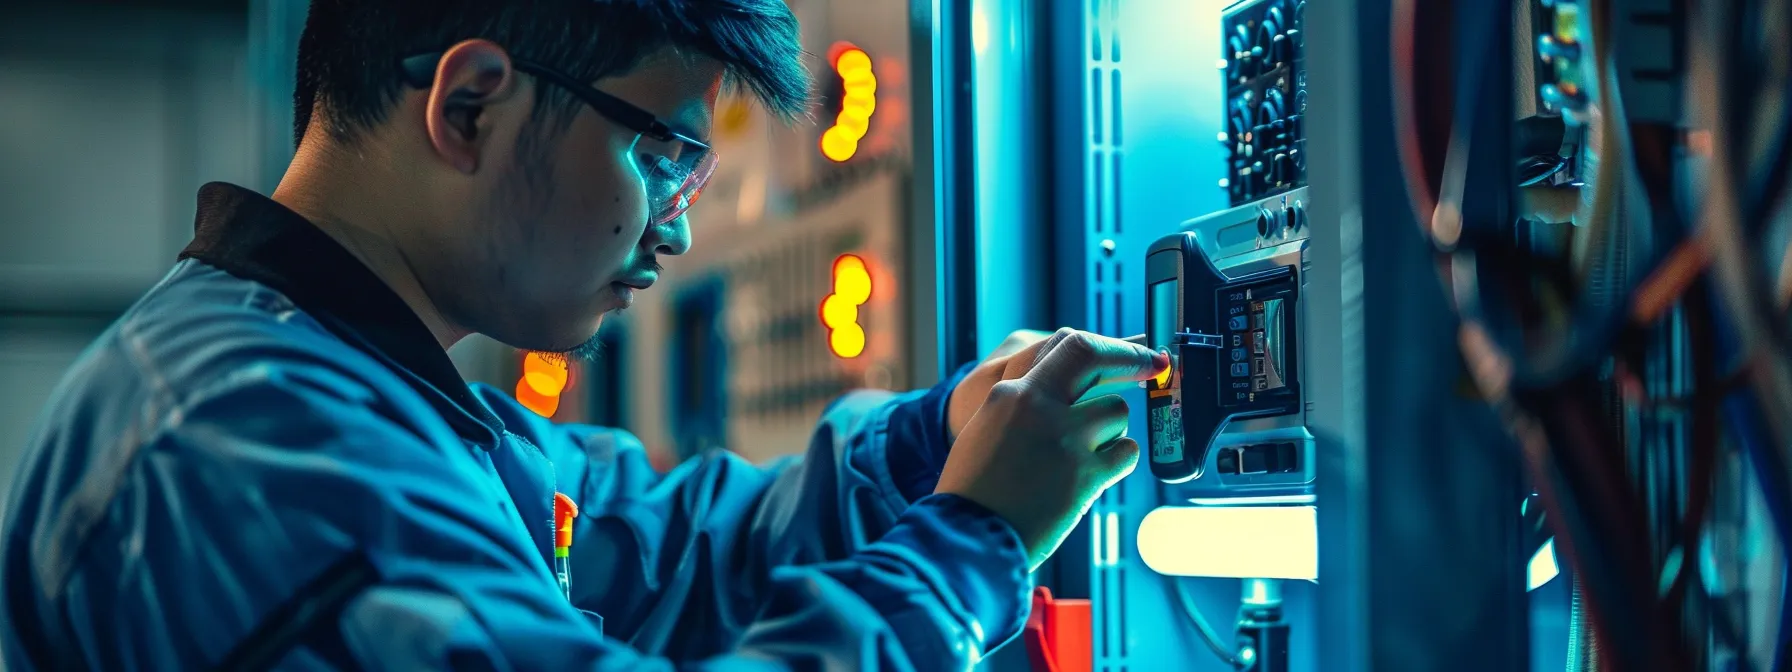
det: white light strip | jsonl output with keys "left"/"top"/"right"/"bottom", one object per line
{"left": 1528, "top": 538, "right": 1560, "bottom": 592}
{"left": 1188, "top": 494, "right": 1317, "bottom": 506}
{"left": 1104, "top": 513, "right": 1121, "bottom": 567}
{"left": 1091, "top": 511, "right": 1105, "bottom": 566}
{"left": 1137, "top": 506, "right": 1318, "bottom": 580}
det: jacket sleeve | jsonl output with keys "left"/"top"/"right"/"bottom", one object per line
{"left": 472, "top": 363, "right": 1023, "bottom": 667}
{"left": 62, "top": 357, "right": 1028, "bottom": 671}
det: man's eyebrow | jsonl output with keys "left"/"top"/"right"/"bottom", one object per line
{"left": 671, "top": 100, "right": 714, "bottom": 143}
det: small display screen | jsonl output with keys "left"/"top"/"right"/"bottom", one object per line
{"left": 1150, "top": 280, "right": 1178, "bottom": 348}
{"left": 1218, "top": 276, "right": 1298, "bottom": 407}
{"left": 1258, "top": 298, "right": 1287, "bottom": 391}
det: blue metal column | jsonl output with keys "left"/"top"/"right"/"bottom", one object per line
{"left": 910, "top": 0, "right": 982, "bottom": 381}
{"left": 1307, "top": 0, "right": 1532, "bottom": 670}
{"left": 969, "top": 0, "right": 1051, "bottom": 352}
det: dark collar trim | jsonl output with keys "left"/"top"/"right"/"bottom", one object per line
{"left": 179, "top": 182, "right": 503, "bottom": 444}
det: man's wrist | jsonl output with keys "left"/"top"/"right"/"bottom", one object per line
{"left": 884, "top": 361, "right": 979, "bottom": 503}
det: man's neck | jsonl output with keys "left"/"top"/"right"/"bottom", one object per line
{"left": 270, "top": 141, "right": 468, "bottom": 352}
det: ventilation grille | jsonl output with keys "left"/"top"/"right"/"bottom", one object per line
{"left": 1087, "top": 1, "right": 1130, "bottom": 669}
{"left": 1089, "top": 0, "right": 1125, "bottom": 340}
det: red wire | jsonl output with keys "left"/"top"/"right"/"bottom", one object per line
{"left": 1388, "top": 0, "right": 1701, "bottom": 667}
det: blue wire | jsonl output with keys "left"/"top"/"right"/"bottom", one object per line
{"left": 1723, "top": 394, "right": 1792, "bottom": 672}
{"left": 1708, "top": 288, "right": 1792, "bottom": 672}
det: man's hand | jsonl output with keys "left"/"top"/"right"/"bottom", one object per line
{"left": 946, "top": 330, "right": 1055, "bottom": 438}
{"left": 935, "top": 329, "right": 1168, "bottom": 570}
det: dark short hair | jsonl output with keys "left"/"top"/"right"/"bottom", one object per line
{"left": 293, "top": 0, "right": 809, "bottom": 147}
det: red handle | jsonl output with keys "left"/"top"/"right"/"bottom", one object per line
{"left": 1023, "top": 587, "right": 1091, "bottom": 672}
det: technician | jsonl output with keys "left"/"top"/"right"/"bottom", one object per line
{"left": 0, "top": 1, "right": 1162, "bottom": 669}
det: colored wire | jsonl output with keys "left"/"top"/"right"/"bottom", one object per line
{"left": 1391, "top": 0, "right": 1715, "bottom": 667}
{"left": 1726, "top": 391, "right": 1791, "bottom": 672}
{"left": 1156, "top": 480, "right": 1243, "bottom": 668}
{"left": 1170, "top": 576, "right": 1243, "bottom": 669}
{"left": 1731, "top": 0, "right": 1792, "bottom": 233}
{"left": 1700, "top": 3, "right": 1792, "bottom": 664}
{"left": 1723, "top": 390, "right": 1792, "bottom": 672}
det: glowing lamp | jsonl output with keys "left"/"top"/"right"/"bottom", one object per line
{"left": 516, "top": 352, "right": 568, "bottom": 417}
{"left": 830, "top": 324, "right": 867, "bottom": 359}
{"left": 1528, "top": 538, "right": 1560, "bottom": 591}
{"left": 1137, "top": 505, "right": 1317, "bottom": 580}
{"left": 820, "top": 44, "right": 878, "bottom": 162}
{"left": 1134, "top": 504, "right": 1563, "bottom": 590}
{"left": 821, "top": 254, "right": 873, "bottom": 359}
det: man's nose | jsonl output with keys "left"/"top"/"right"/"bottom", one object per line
{"left": 645, "top": 213, "right": 691, "bottom": 256}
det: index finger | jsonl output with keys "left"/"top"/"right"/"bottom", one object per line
{"left": 1023, "top": 331, "right": 1169, "bottom": 403}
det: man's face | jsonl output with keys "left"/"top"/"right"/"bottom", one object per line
{"left": 409, "top": 43, "right": 723, "bottom": 358}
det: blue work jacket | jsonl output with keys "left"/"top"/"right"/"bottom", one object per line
{"left": 0, "top": 183, "right": 1031, "bottom": 670}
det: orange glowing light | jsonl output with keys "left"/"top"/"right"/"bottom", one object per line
{"left": 516, "top": 352, "right": 568, "bottom": 417}
{"left": 830, "top": 324, "right": 867, "bottom": 359}
{"left": 516, "top": 378, "right": 562, "bottom": 417}
{"left": 1154, "top": 362, "right": 1173, "bottom": 388}
{"left": 821, "top": 44, "right": 877, "bottom": 163}
{"left": 821, "top": 254, "right": 873, "bottom": 359}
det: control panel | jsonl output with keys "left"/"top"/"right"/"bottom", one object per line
{"left": 1224, "top": 0, "right": 1307, "bottom": 206}
{"left": 1144, "top": 187, "right": 1313, "bottom": 498}
{"left": 1533, "top": 0, "right": 1588, "bottom": 116}
{"left": 1519, "top": 0, "right": 1588, "bottom": 192}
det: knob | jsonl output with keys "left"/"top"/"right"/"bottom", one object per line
{"left": 1256, "top": 209, "right": 1274, "bottom": 238}
{"left": 1536, "top": 35, "right": 1580, "bottom": 63}
{"left": 1259, "top": 7, "right": 1284, "bottom": 68}
{"left": 1540, "top": 83, "right": 1588, "bottom": 112}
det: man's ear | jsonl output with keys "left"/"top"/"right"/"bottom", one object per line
{"left": 425, "top": 39, "right": 519, "bottom": 174}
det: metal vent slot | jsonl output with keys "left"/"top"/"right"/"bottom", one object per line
{"left": 1110, "top": 70, "right": 1124, "bottom": 146}
{"left": 1093, "top": 149, "right": 1107, "bottom": 234}
{"left": 1112, "top": 151, "right": 1124, "bottom": 234}
{"left": 1092, "top": 67, "right": 1105, "bottom": 145}
{"left": 1090, "top": 0, "right": 1103, "bottom": 61}
{"left": 1116, "top": 564, "right": 1129, "bottom": 656}
{"left": 1103, "top": 290, "right": 1118, "bottom": 338}
{"left": 1100, "top": 566, "right": 1115, "bottom": 659}
{"left": 1095, "top": 291, "right": 1107, "bottom": 336}
{"left": 1110, "top": 0, "right": 1123, "bottom": 62}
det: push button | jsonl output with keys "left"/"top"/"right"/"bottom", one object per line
{"left": 1216, "top": 448, "right": 1240, "bottom": 474}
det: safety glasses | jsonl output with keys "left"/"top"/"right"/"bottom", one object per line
{"left": 400, "top": 53, "right": 718, "bottom": 225}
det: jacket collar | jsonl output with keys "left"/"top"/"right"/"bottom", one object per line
{"left": 179, "top": 182, "right": 503, "bottom": 444}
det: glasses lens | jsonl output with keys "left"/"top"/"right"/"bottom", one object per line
{"left": 652, "top": 149, "right": 718, "bottom": 225}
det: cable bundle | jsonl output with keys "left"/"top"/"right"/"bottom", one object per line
{"left": 1391, "top": 0, "right": 1792, "bottom": 669}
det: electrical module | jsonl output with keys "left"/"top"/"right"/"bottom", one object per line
{"left": 1144, "top": 189, "right": 1309, "bottom": 489}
